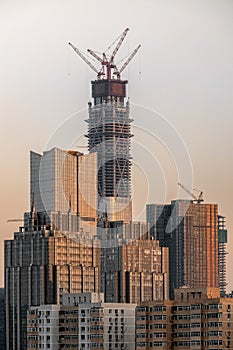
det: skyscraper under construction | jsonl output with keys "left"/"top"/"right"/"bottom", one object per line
{"left": 69, "top": 28, "right": 141, "bottom": 223}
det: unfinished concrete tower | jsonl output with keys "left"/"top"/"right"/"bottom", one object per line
{"left": 69, "top": 28, "right": 141, "bottom": 223}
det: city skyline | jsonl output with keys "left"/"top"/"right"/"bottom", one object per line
{"left": 1, "top": 0, "right": 233, "bottom": 293}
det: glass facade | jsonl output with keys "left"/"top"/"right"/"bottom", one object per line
{"left": 30, "top": 148, "right": 98, "bottom": 234}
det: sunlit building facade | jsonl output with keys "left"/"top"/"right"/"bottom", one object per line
{"left": 136, "top": 287, "right": 233, "bottom": 349}
{"left": 98, "top": 220, "right": 169, "bottom": 304}
{"left": 5, "top": 225, "right": 100, "bottom": 350}
{"left": 30, "top": 148, "right": 98, "bottom": 235}
{"left": 147, "top": 200, "right": 219, "bottom": 299}
{"left": 122, "top": 239, "right": 169, "bottom": 303}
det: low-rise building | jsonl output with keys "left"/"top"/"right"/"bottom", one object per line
{"left": 136, "top": 287, "right": 233, "bottom": 349}
{"left": 136, "top": 300, "right": 173, "bottom": 349}
{"left": 27, "top": 292, "right": 136, "bottom": 349}
{"left": 27, "top": 305, "right": 60, "bottom": 349}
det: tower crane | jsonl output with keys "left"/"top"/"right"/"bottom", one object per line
{"left": 69, "top": 28, "right": 141, "bottom": 81}
{"left": 178, "top": 183, "right": 204, "bottom": 203}
{"left": 68, "top": 42, "right": 100, "bottom": 76}
{"left": 109, "top": 27, "right": 129, "bottom": 64}
{"left": 87, "top": 27, "right": 130, "bottom": 80}
{"left": 87, "top": 49, "right": 103, "bottom": 64}
{"left": 117, "top": 44, "right": 141, "bottom": 76}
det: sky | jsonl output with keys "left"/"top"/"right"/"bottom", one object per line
{"left": 0, "top": 0, "right": 233, "bottom": 289}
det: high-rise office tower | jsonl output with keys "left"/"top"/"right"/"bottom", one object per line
{"left": 5, "top": 220, "right": 100, "bottom": 350}
{"left": 5, "top": 147, "right": 100, "bottom": 350}
{"left": 147, "top": 200, "right": 220, "bottom": 299}
{"left": 99, "top": 221, "right": 169, "bottom": 303}
{"left": 121, "top": 239, "right": 169, "bottom": 303}
{"left": 30, "top": 148, "right": 98, "bottom": 235}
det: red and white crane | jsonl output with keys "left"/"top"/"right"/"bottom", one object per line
{"left": 69, "top": 28, "right": 141, "bottom": 81}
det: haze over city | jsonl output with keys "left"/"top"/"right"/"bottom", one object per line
{"left": 1, "top": 0, "right": 233, "bottom": 293}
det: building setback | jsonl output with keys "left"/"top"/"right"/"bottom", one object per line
{"left": 147, "top": 200, "right": 219, "bottom": 298}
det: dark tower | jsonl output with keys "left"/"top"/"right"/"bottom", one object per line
{"left": 69, "top": 28, "right": 141, "bottom": 223}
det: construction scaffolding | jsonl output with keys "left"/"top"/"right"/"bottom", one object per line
{"left": 87, "top": 97, "right": 132, "bottom": 199}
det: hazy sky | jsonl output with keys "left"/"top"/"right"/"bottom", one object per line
{"left": 0, "top": 0, "right": 233, "bottom": 289}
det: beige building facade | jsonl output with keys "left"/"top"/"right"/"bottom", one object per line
{"left": 136, "top": 287, "right": 233, "bottom": 349}
{"left": 27, "top": 292, "right": 136, "bottom": 350}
